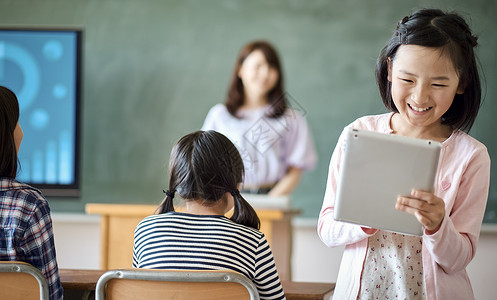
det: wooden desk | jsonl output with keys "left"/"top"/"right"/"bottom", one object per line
{"left": 60, "top": 269, "right": 334, "bottom": 300}
{"left": 85, "top": 203, "right": 300, "bottom": 280}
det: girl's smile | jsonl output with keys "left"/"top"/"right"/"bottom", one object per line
{"left": 408, "top": 103, "right": 431, "bottom": 113}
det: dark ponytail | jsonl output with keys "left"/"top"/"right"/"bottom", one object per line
{"left": 230, "top": 190, "right": 260, "bottom": 230}
{"left": 157, "top": 189, "right": 176, "bottom": 214}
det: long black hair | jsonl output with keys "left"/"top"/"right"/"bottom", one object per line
{"left": 157, "top": 130, "right": 260, "bottom": 230}
{"left": 0, "top": 86, "right": 20, "bottom": 178}
{"left": 376, "top": 8, "right": 481, "bottom": 132}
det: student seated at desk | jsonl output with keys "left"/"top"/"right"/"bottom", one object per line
{"left": 132, "top": 130, "right": 285, "bottom": 300}
{"left": 0, "top": 86, "right": 63, "bottom": 299}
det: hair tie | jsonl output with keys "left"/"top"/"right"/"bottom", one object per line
{"left": 163, "top": 189, "right": 175, "bottom": 198}
{"left": 396, "top": 26, "right": 408, "bottom": 45}
{"left": 230, "top": 189, "right": 241, "bottom": 197}
{"left": 395, "top": 16, "right": 409, "bottom": 45}
{"left": 468, "top": 34, "right": 478, "bottom": 48}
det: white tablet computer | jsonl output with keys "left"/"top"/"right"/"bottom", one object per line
{"left": 333, "top": 127, "right": 442, "bottom": 236}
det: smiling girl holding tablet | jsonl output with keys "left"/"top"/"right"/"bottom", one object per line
{"left": 318, "top": 8, "right": 490, "bottom": 300}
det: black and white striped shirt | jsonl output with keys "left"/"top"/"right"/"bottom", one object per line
{"left": 133, "top": 212, "right": 285, "bottom": 300}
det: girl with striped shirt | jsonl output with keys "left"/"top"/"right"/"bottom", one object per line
{"left": 133, "top": 130, "right": 285, "bottom": 300}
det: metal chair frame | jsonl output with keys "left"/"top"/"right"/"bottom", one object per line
{"left": 0, "top": 261, "right": 49, "bottom": 300}
{"left": 95, "top": 269, "right": 260, "bottom": 300}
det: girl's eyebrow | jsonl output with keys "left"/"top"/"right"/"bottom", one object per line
{"left": 398, "top": 69, "right": 451, "bottom": 81}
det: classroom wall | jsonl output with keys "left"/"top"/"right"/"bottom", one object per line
{"left": 1, "top": 0, "right": 496, "bottom": 221}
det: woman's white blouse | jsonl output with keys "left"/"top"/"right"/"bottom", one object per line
{"left": 202, "top": 104, "right": 317, "bottom": 188}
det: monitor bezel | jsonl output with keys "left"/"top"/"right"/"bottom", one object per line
{"left": 1, "top": 26, "right": 83, "bottom": 197}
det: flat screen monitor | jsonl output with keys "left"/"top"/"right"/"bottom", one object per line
{"left": 0, "top": 27, "right": 82, "bottom": 197}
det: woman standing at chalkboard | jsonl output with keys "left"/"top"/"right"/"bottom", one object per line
{"left": 202, "top": 41, "right": 317, "bottom": 196}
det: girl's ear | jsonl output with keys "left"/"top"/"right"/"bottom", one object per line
{"left": 456, "top": 78, "right": 467, "bottom": 95}
{"left": 456, "top": 85, "right": 465, "bottom": 95}
{"left": 387, "top": 57, "right": 393, "bottom": 82}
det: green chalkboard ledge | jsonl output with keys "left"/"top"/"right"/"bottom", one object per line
{"left": 481, "top": 224, "right": 497, "bottom": 234}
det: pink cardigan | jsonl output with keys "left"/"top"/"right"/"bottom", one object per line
{"left": 318, "top": 113, "right": 490, "bottom": 300}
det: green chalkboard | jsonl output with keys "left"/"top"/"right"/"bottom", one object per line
{"left": 1, "top": 0, "right": 496, "bottom": 222}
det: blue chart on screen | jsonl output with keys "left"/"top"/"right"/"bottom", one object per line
{"left": 0, "top": 30, "right": 78, "bottom": 186}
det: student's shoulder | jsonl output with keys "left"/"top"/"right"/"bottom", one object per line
{"left": 347, "top": 113, "right": 392, "bottom": 132}
{"left": 6, "top": 180, "right": 48, "bottom": 207}
{"left": 0, "top": 179, "right": 50, "bottom": 219}
{"left": 222, "top": 217, "right": 265, "bottom": 239}
{"left": 139, "top": 212, "right": 173, "bottom": 224}
{"left": 448, "top": 130, "right": 490, "bottom": 161}
{"left": 135, "top": 212, "right": 173, "bottom": 232}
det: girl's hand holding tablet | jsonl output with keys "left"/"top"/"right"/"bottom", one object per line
{"left": 396, "top": 189, "right": 445, "bottom": 234}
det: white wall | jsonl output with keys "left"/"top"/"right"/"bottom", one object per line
{"left": 52, "top": 214, "right": 497, "bottom": 300}
{"left": 52, "top": 213, "right": 101, "bottom": 269}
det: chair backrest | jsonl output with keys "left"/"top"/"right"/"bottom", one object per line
{"left": 0, "top": 261, "right": 49, "bottom": 300}
{"left": 95, "top": 269, "right": 260, "bottom": 300}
